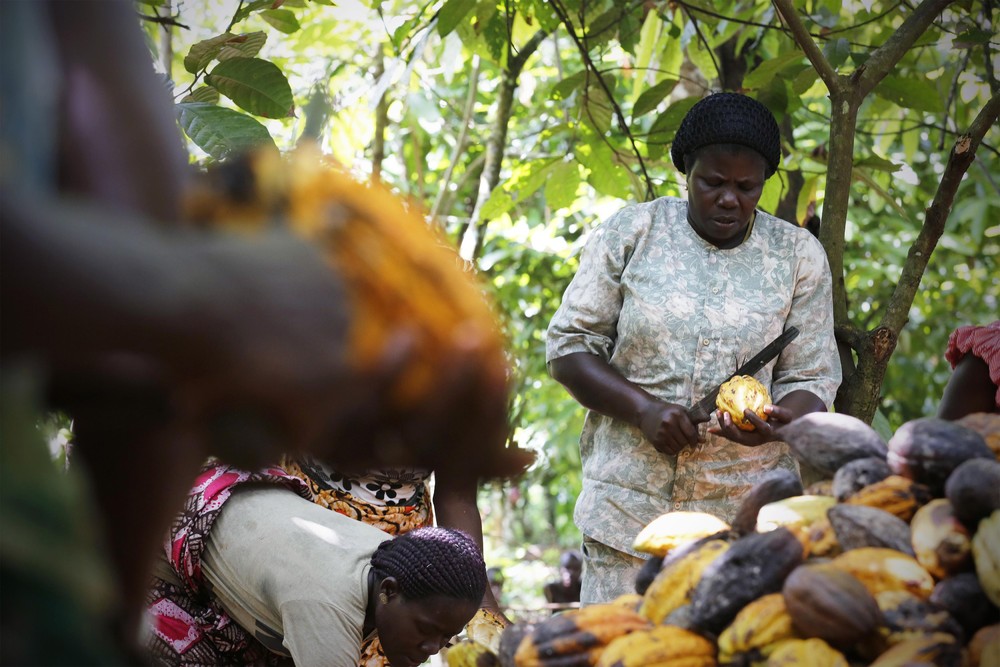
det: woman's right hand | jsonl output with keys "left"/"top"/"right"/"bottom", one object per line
{"left": 637, "top": 399, "right": 701, "bottom": 455}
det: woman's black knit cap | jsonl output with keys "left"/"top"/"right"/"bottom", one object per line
{"left": 671, "top": 92, "right": 781, "bottom": 177}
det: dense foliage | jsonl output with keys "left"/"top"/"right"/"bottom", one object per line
{"left": 139, "top": 0, "right": 997, "bottom": 594}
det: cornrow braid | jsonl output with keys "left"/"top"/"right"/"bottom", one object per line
{"left": 370, "top": 527, "right": 486, "bottom": 602}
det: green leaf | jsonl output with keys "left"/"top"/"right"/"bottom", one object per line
{"left": 551, "top": 71, "right": 587, "bottom": 101}
{"left": 633, "top": 78, "right": 678, "bottom": 118}
{"left": 585, "top": 6, "right": 624, "bottom": 47}
{"left": 630, "top": 9, "right": 663, "bottom": 102}
{"left": 759, "top": 170, "right": 783, "bottom": 215}
{"left": 851, "top": 166, "right": 909, "bottom": 219}
{"left": 233, "top": 0, "right": 273, "bottom": 24}
{"left": 181, "top": 86, "right": 221, "bottom": 104}
{"left": 645, "top": 96, "right": 699, "bottom": 161}
{"left": 545, "top": 161, "right": 581, "bottom": 211}
{"left": 578, "top": 142, "right": 632, "bottom": 200}
{"left": 438, "top": 0, "right": 477, "bottom": 37}
{"left": 744, "top": 51, "right": 806, "bottom": 90}
{"left": 659, "top": 12, "right": 683, "bottom": 77}
{"left": 185, "top": 33, "right": 236, "bottom": 74}
{"left": 176, "top": 103, "right": 277, "bottom": 160}
{"left": 480, "top": 187, "right": 515, "bottom": 219}
{"left": 218, "top": 32, "right": 267, "bottom": 61}
{"left": 854, "top": 154, "right": 900, "bottom": 173}
{"left": 953, "top": 27, "right": 995, "bottom": 47}
{"left": 206, "top": 57, "right": 294, "bottom": 119}
{"left": 823, "top": 38, "right": 850, "bottom": 69}
{"left": 874, "top": 75, "right": 943, "bottom": 113}
{"left": 579, "top": 84, "right": 613, "bottom": 135}
{"left": 792, "top": 67, "right": 819, "bottom": 95}
{"left": 260, "top": 9, "right": 301, "bottom": 34}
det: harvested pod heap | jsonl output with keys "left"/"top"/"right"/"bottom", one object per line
{"left": 447, "top": 413, "right": 1000, "bottom": 667}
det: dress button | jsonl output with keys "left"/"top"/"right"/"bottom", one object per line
{"left": 673, "top": 502, "right": 681, "bottom": 509}
{"left": 712, "top": 287, "right": 720, "bottom": 294}
{"left": 702, "top": 339, "right": 710, "bottom": 346}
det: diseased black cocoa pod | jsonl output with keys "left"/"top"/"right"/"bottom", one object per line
{"left": 945, "top": 458, "right": 1000, "bottom": 529}
{"left": 779, "top": 412, "right": 888, "bottom": 477}
{"left": 634, "top": 555, "right": 663, "bottom": 596}
{"left": 731, "top": 469, "right": 804, "bottom": 536}
{"left": 828, "top": 504, "right": 914, "bottom": 555}
{"left": 877, "top": 589, "right": 964, "bottom": 646}
{"left": 833, "top": 457, "right": 893, "bottom": 501}
{"left": 498, "top": 622, "right": 534, "bottom": 667}
{"left": 887, "top": 418, "right": 993, "bottom": 495}
{"left": 687, "top": 527, "right": 804, "bottom": 636}
{"left": 930, "top": 572, "right": 999, "bottom": 638}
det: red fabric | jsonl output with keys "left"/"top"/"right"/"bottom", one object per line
{"left": 946, "top": 320, "right": 1000, "bottom": 409}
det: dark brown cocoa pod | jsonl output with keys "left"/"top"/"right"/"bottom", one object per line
{"left": 827, "top": 504, "right": 914, "bottom": 555}
{"left": 945, "top": 457, "right": 1000, "bottom": 529}
{"left": 930, "top": 572, "right": 998, "bottom": 638}
{"left": 833, "top": 456, "right": 893, "bottom": 501}
{"left": 731, "top": 469, "right": 804, "bottom": 536}
{"left": 887, "top": 418, "right": 993, "bottom": 495}
{"left": 783, "top": 564, "right": 883, "bottom": 649}
{"left": 688, "top": 527, "right": 804, "bottom": 635}
{"left": 778, "top": 412, "right": 888, "bottom": 477}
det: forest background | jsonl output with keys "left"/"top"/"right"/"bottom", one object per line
{"left": 130, "top": 0, "right": 997, "bottom": 615}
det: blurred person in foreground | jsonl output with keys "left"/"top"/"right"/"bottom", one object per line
{"left": 0, "top": 1, "right": 527, "bottom": 662}
{"left": 546, "top": 92, "right": 841, "bottom": 604}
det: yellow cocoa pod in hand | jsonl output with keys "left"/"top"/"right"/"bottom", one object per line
{"left": 716, "top": 375, "right": 770, "bottom": 431}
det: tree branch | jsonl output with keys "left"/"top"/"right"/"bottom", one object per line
{"left": 771, "top": 0, "right": 841, "bottom": 93}
{"left": 429, "top": 56, "right": 481, "bottom": 224}
{"left": 880, "top": 91, "right": 1000, "bottom": 334}
{"left": 855, "top": 0, "right": 954, "bottom": 96}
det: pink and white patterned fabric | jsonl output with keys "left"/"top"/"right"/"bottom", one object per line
{"left": 145, "top": 462, "right": 310, "bottom": 666}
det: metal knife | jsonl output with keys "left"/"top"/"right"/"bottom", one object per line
{"left": 686, "top": 326, "right": 801, "bottom": 424}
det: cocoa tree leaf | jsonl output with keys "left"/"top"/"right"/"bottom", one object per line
{"left": 176, "top": 102, "right": 276, "bottom": 160}
{"left": 545, "top": 161, "right": 582, "bottom": 211}
{"left": 260, "top": 9, "right": 301, "bottom": 34}
{"left": 206, "top": 57, "right": 294, "bottom": 118}
{"left": 438, "top": 0, "right": 477, "bottom": 37}
{"left": 744, "top": 52, "right": 807, "bottom": 90}
{"left": 185, "top": 33, "right": 236, "bottom": 74}
{"left": 218, "top": 32, "right": 267, "bottom": 61}
{"left": 874, "top": 75, "right": 943, "bottom": 113}
{"left": 633, "top": 78, "right": 678, "bottom": 118}
{"left": 180, "top": 86, "right": 220, "bottom": 104}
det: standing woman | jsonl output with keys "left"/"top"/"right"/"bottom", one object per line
{"left": 145, "top": 464, "right": 486, "bottom": 667}
{"left": 546, "top": 92, "right": 841, "bottom": 605}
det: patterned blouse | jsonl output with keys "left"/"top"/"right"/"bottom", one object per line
{"left": 546, "top": 197, "right": 841, "bottom": 555}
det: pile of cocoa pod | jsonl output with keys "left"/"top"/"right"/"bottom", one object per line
{"left": 445, "top": 413, "right": 1000, "bottom": 667}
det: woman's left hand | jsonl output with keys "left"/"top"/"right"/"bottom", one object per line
{"left": 709, "top": 404, "right": 797, "bottom": 446}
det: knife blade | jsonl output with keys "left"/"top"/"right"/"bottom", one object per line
{"left": 686, "top": 326, "right": 800, "bottom": 424}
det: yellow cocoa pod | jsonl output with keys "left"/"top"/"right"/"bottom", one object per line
{"left": 465, "top": 608, "right": 506, "bottom": 654}
{"left": 639, "top": 538, "right": 730, "bottom": 624}
{"left": 595, "top": 625, "right": 716, "bottom": 667}
{"left": 513, "top": 605, "right": 650, "bottom": 667}
{"left": 446, "top": 640, "right": 500, "bottom": 667}
{"left": 842, "top": 475, "right": 931, "bottom": 523}
{"left": 717, "top": 593, "right": 798, "bottom": 664}
{"left": 829, "top": 548, "right": 935, "bottom": 600}
{"left": 716, "top": 375, "right": 770, "bottom": 431}
{"left": 633, "top": 511, "right": 730, "bottom": 558}
{"left": 765, "top": 638, "right": 848, "bottom": 667}
{"left": 910, "top": 498, "right": 973, "bottom": 580}
{"left": 973, "top": 510, "right": 1000, "bottom": 607}
{"left": 803, "top": 517, "right": 842, "bottom": 559}
{"left": 866, "top": 633, "right": 961, "bottom": 666}
{"left": 756, "top": 495, "right": 837, "bottom": 550}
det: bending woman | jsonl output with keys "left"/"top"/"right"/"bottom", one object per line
{"left": 145, "top": 464, "right": 486, "bottom": 667}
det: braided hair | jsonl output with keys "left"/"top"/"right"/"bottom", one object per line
{"left": 370, "top": 527, "right": 486, "bottom": 602}
{"left": 670, "top": 92, "right": 781, "bottom": 178}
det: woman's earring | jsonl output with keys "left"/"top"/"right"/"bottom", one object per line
{"left": 378, "top": 592, "right": 388, "bottom": 605}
